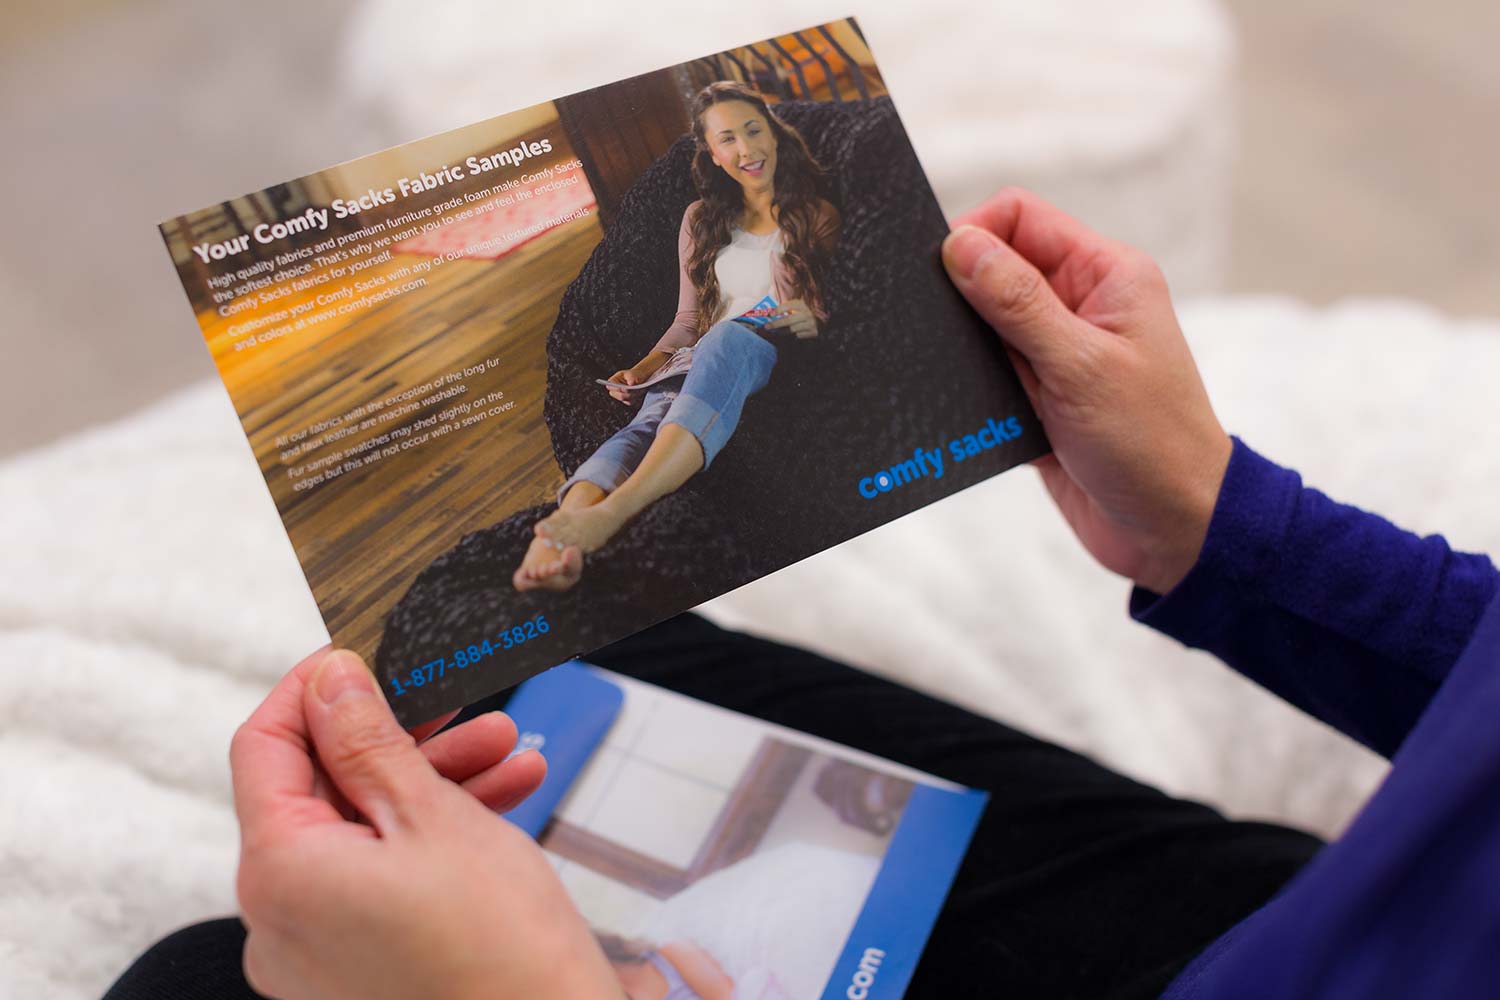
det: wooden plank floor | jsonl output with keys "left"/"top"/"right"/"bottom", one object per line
{"left": 207, "top": 214, "right": 603, "bottom": 661}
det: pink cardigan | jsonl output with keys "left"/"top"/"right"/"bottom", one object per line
{"left": 652, "top": 198, "right": 841, "bottom": 354}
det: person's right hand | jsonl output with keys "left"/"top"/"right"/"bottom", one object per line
{"left": 604, "top": 352, "right": 669, "bottom": 405}
{"left": 941, "top": 188, "right": 1233, "bottom": 595}
{"left": 604, "top": 366, "right": 641, "bottom": 404}
{"left": 765, "top": 298, "right": 819, "bottom": 339}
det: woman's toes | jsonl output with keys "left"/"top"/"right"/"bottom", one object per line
{"left": 538, "top": 547, "right": 583, "bottom": 592}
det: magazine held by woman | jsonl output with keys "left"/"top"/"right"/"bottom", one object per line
{"left": 158, "top": 18, "right": 1048, "bottom": 728}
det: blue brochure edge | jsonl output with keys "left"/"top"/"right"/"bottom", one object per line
{"left": 500, "top": 660, "right": 623, "bottom": 838}
{"left": 818, "top": 785, "right": 989, "bottom": 1000}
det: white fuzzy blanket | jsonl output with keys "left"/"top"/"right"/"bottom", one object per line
{"left": 3, "top": 297, "right": 1497, "bottom": 998}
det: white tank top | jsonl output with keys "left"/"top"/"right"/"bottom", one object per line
{"left": 713, "top": 227, "right": 783, "bottom": 324}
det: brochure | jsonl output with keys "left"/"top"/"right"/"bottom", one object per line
{"left": 729, "top": 293, "right": 784, "bottom": 330}
{"left": 501, "top": 663, "right": 985, "bottom": 1000}
{"left": 594, "top": 346, "right": 697, "bottom": 393}
{"left": 157, "top": 18, "right": 1048, "bottom": 726}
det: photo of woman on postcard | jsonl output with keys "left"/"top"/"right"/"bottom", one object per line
{"left": 514, "top": 82, "right": 840, "bottom": 593}
{"left": 366, "top": 34, "right": 1042, "bottom": 721}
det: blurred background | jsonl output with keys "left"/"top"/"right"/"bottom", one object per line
{"left": 1, "top": 0, "right": 1495, "bottom": 458}
{"left": 4, "top": 4, "right": 1499, "bottom": 994}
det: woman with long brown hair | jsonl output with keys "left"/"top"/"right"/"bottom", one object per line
{"left": 514, "top": 81, "right": 840, "bottom": 591}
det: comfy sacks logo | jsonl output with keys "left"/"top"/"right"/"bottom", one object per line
{"left": 857, "top": 416, "right": 1025, "bottom": 499}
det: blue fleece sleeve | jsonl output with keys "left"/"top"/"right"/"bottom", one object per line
{"left": 1131, "top": 438, "right": 1498, "bottom": 757}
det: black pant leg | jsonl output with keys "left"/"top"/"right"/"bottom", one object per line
{"left": 102, "top": 918, "right": 258, "bottom": 1000}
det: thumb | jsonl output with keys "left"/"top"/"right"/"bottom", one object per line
{"left": 304, "top": 649, "right": 440, "bottom": 834}
{"left": 942, "top": 225, "right": 1089, "bottom": 374}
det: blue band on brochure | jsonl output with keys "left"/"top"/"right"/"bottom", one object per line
{"left": 499, "top": 661, "right": 623, "bottom": 837}
{"left": 819, "top": 785, "right": 989, "bottom": 1000}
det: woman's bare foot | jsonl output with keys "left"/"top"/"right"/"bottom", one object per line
{"left": 534, "top": 500, "right": 630, "bottom": 556}
{"left": 512, "top": 424, "right": 701, "bottom": 593}
{"left": 512, "top": 534, "right": 583, "bottom": 592}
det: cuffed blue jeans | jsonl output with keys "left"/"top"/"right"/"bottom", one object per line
{"left": 560, "top": 319, "right": 777, "bottom": 501}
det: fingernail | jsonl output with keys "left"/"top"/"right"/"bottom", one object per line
{"left": 943, "top": 225, "right": 1000, "bottom": 280}
{"left": 315, "top": 649, "right": 375, "bottom": 705}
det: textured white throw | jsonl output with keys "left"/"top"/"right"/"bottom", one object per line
{"left": 3, "top": 297, "right": 1497, "bottom": 998}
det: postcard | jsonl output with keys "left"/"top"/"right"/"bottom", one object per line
{"left": 502, "top": 662, "right": 985, "bottom": 1000}
{"left": 158, "top": 18, "right": 1047, "bottom": 725}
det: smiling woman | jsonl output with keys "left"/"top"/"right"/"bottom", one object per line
{"left": 682, "top": 82, "right": 833, "bottom": 339}
{"left": 511, "top": 81, "right": 842, "bottom": 594}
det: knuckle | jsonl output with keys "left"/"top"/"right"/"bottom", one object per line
{"left": 330, "top": 718, "right": 428, "bottom": 789}
{"left": 1056, "top": 333, "right": 1116, "bottom": 396}
{"left": 328, "top": 709, "right": 411, "bottom": 768}
{"left": 235, "top": 864, "right": 263, "bottom": 920}
{"left": 242, "top": 936, "right": 266, "bottom": 993}
{"left": 235, "top": 847, "right": 278, "bottom": 923}
{"left": 984, "top": 260, "right": 1047, "bottom": 319}
{"left": 227, "top": 722, "right": 254, "bottom": 769}
{"left": 1118, "top": 242, "right": 1169, "bottom": 294}
{"left": 993, "top": 184, "right": 1030, "bottom": 208}
{"left": 242, "top": 930, "right": 283, "bottom": 998}
{"left": 1073, "top": 335, "right": 1109, "bottom": 381}
{"left": 238, "top": 843, "right": 313, "bottom": 930}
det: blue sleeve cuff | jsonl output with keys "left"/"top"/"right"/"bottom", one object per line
{"left": 1129, "top": 437, "right": 1302, "bottom": 647}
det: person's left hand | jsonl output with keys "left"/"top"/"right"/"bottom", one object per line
{"left": 230, "top": 646, "right": 621, "bottom": 1000}
{"left": 767, "top": 298, "right": 818, "bottom": 339}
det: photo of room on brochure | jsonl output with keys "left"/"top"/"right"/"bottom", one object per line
{"left": 158, "top": 18, "right": 1047, "bottom": 726}
{"left": 501, "top": 663, "right": 987, "bottom": 1000}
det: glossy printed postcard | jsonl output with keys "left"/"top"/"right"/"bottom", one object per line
{"left": 159, "top": 18, "right": 1047, "bottom": 726}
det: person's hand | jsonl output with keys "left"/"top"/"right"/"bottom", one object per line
{"left": 605, "top": 351, "right": 670, "bottom": 404}
{"left": 230, "top": 646, "right": 620, "bottom": 1000}
{"left": 941, "top": 188, "right": 1232, "bottom": 595}
{"left": 766, "top": 298, "right": 818, "bottom": 339}
{"left": 604, "top": 366, "right": 640, "bottom": 405}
